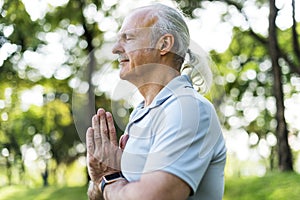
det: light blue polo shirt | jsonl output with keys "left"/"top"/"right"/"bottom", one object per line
{"left": 121, "top": 75, "right": 226, "bottom": 200}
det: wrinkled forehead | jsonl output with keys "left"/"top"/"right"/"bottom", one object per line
{"left": 117, "top": 27, "right": 153, "bottom": 39}
{"left": 119, "top": 8, "right": 158, "bottom": 33}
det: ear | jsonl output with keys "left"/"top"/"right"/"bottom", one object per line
{"left": 157, "top": 34, "right": 174, "bottom": 56}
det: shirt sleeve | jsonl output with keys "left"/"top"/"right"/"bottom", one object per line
{"left": 143, "top": 94, "right": 223, "bottom": 193}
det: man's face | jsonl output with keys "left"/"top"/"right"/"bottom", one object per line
{"left": 112, "top": 9, "right": 160, "bottom": 81}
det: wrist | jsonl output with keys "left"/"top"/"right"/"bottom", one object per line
{"left": 100, "top": 172, "right": 125, "bottom": 193}
{"left": 88, "top": 180, "right": 103, "bottom": 200}
{"left": 103, "top": 178, "right": 128, "bottom": 200}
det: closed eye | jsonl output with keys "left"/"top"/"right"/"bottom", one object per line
{"left": 124, "top": 34, "right": 134, "bottom": 41}
{"left": 118, "top": 30, "right": 136, "bottom": 42}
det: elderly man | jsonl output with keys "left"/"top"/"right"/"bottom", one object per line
{"left": 86, "top": 3, "right": 226, "bottom": 200}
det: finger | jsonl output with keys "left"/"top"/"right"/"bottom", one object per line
{"left": 92, "top": 115, "right": 102, "bottom": 147}
{"left": 119, "top": 134, "right": 129, "bottom": 150}
{"left": 86, "top": 127, "right": 95, "bottom": 155}
{"left": 106, "top": 112, "right": 118, "bottom": 146}
{"left": 98, "top": 108, "right": 109, "bottom": 141}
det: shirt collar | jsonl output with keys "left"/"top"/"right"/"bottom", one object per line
{"left": 136, "top": 75, "right": 193, "bottom": 110}
{"left": 127, "top": 75, "right": 193, "bottom": 129}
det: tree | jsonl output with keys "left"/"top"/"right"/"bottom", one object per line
{"left": 268, "top": 0, "right": 293, "bottom": 171}
{"left": 177, "top": 0, "right": 299, "bottom": 171}
{"left": 0, "top": 0, "right": 121, "bottom": 185}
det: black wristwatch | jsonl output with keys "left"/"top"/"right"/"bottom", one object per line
{"left": 100, "top": 172, "right": 125, "bottom": 193}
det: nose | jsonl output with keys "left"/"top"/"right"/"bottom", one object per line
{"left": 112, "top": 40, "right": 124, "bottom": 55}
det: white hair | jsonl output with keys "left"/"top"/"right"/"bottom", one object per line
{"left": 181, "top": 48, "right": 213, "bottom": 94}
{"left": 141, "top": 3, "right": 213, "bottom": 93}
{"left": 149, "top": 3, "right": 190, "bottom": 59}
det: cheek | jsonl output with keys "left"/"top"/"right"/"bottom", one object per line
{"left": 128, "top": 51, "right": 140, "bottom": 64}
{"left": 126, "top": 41, "right": 152, "bottom": 53}
{"left": 125, "top": 42, "right": 140, "bottom": 53}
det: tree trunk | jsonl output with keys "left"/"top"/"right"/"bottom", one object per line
{"left": 42, "top": 165, "right": 49, "bottom": 187}
{"left": 6, "top": 157, "right": 12, "bottom": 185}
{"left": 268, "top": 0, "right": 293, "bottom": 171}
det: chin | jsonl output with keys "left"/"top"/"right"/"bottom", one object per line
{"left": 119, "top": 65, "right": 133, "bottom": 79}
{"left": 119, "top": 68, "right": 127, "bottom": 79}
{"left": 119, "top": 74, "right": 127, "bottom": 80}
{"left": 119, "top": 71, "right": 138, "bottom": 84}
{"left": 119, "top": 70, "right": 131, "bottom": 81}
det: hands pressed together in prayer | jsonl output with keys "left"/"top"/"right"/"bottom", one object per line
{"left": 86, "top": 108, "right": 128, "bottom": 199}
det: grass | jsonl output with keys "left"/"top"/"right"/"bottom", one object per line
{"left": 0, "top": 172, "right": 299, "bottom": 200}
{"left": 0, "top": 185, "right": 87, "bottom": 200}
{"left": 224, "top": 172, "right": 300, "bottom": 200}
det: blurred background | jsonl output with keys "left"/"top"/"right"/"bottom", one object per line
{"left": 0, "top": 0, "right": 300, "bottom": 199}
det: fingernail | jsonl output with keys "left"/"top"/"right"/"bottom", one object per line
{"left": 97, "top": 108, "right": 105, "bottom": 114}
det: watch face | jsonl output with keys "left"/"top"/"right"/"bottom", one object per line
{"left": 101, "top": 172, "right": 125, "bottom": 193}
{"left": 104, "top": 172, "right": 123, "bottom": 181}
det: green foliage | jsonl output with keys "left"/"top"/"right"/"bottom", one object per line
{"left": 224, "top": 172, "right": 300, "bottom": 200}
{"left": 0, "top": 0, "right": 42, "bottom": 50}
{"left": 212, "top": 28, "right": 276, "bottom": 135}
{"left": 277, "top": 25, "right": 300, "bottom": 67}
{"left": 0, "top": 185, "right": 87, "bottom": 200}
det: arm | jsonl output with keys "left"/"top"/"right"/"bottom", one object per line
{"left": 103, "top": 171, "right": 190, "bottom": 200}
{"left": 87, "top": 180, "right": 104, "bottom": 200}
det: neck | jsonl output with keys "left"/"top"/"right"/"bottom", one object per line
{"left": 136, "top": 67, "right": 180, "bottom": 107}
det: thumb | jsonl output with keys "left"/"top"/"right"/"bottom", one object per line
{"left": 119, "top": 134, "right": 129, "bottom": 151}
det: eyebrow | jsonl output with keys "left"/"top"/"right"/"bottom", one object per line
{"left": 118, "top": 29, "right": 136, "bottom": 39}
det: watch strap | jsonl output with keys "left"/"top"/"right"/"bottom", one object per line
{"left": 100, "top": 172, "right": 125, "bottom": 193}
